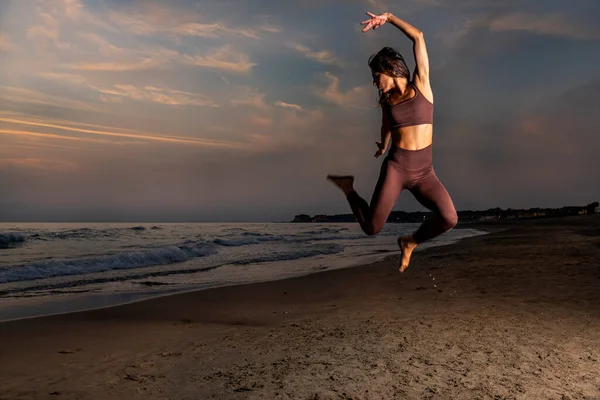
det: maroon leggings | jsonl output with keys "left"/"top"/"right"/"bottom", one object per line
{"left": 346, "top": 145, "right": 458, "bottom": 243}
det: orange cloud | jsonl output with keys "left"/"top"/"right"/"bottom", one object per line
{"left": 78, "top": 32, "right": 124, "bottom": 55}
{"left": 66, "top": 58, "right": 164, "bottom": 72}
{"left": 182, "top": 45, "right": 257, "bottom": 73}
{"left": 292, "top": 44, "right": 344, "bottom": 66}
{"left": 0, "top": 86, "right": 100, "bottom": 112}
{"left": 27, "top": 12, "right": 73, "bottom": 50}
{"left": 106, "top": 5, "right": 266, "bottom": 39}
{"left": 0, "top": 117, "right": 243, "bottom": 148}
{"left": 100, "top": 85, "right": 218, "bottom": 107}
{"left": 316, "top": 73, "right": 373, "bottom": 109}
{"left": 0, "top": 111, "right": 143, "bottom": 135}
{"left": 54, "top": 0, "right": 115, "bottom": 31}
{"left": 62, "top": 43, "right": 256, "bottom": 73}
{"left": 0, "top": 129, "right": 127, "bottom": 144}
{"left": 274, "top": 101, "right": 303, "bottom": 111}
{"left": 230, "top": 87, "right": 269, "bottom": 109}
{"left": 40, "top": 73, "right": 218, "bottom": 107}
{"left": 171, "top": 23, "right": 259, "bottom": 39}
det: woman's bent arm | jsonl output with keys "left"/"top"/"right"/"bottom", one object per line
{"left": 385, "top": 13, "right": 430, "bottom": 85}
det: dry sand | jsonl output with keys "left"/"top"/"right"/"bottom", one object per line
{"left": 1, "top": 216, "right": 599, "bottom": 400}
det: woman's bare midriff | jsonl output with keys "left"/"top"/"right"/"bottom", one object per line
{"left": 391, "top": 124, "right": 433, "bottom": 150}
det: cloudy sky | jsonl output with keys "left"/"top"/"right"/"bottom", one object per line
{"left": 0, "top": 0, "right": 599, "bottom": 222}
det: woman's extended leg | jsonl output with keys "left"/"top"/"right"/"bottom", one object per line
{"left": 328, "top": 158, "right": 404, "bottom": 236}
{"left": 399, "top": 169, "right": 458, "bottom": 271}
{"left": 409, "top": 171, "right": 458, "bottom": 243}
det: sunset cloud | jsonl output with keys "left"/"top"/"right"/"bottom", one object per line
{"left": 26, "top": 11, "right": 74, "bottom": 51}
{"left": 0, "top": 129, "right": 129, "bottom": 145}
{"left": 0, "top": 86, "right": 100, "bottom": 112}
{"left": 63, "top": 44, "right": 257, "bottom": 73}
{"left": 0, "top": 111, "right": 149, "bottom": 135}
{"left": 78, "top": 32, "right": 124, "bottom": 56}
{"left": 58, "top": 0, "right": 113, "bottom": 30}
{"left": 274, "top": 101, "right": 303, "bottom": 111}
{"left": 181, "top": 45, "right": 257, "bottom": 73}
{"left": 171, "top": 23, "right": 259, "bottom": 39}
{"left": 292, "top": 44, "right": 344, "bottom": 66}
{"left": 230, "top": 86, "right": 269, "bottom": 109}
{"left": 106, "top": 4, "right": 266, "bottom": 39}
{"left": 101, "top": 85, "right": 218, "bottom": 107}
{"left": 0, "top": 116, "right": 242, "bottom": 148}
{"left": 39, "top": 73, "right": 217, "bottom": 107}
{"left": 316, "top": 73, "right": 373, "bottom": 109}
{"left": 64, "top": 58, "right": 166, "bottom": 72}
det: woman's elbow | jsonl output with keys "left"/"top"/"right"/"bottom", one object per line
{"left": 412, "top": 30, "right": 424, "bottom": 41}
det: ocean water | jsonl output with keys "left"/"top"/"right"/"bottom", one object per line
{"left": 0, "top": 222, "right": 487, "bottom": 322}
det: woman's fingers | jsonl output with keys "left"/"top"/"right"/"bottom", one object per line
{"left": 362, "top": 12, "right": 386, "bottom": 32}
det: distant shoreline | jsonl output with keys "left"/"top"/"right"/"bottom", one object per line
{"left": 291, "top": 202, "right": 599, "bottom": 223}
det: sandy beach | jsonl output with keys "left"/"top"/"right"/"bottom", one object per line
{"left": 1, "top": 216, "right": 599, "bottom": 400}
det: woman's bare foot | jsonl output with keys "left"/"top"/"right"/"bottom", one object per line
{"left": 326, "top": 175, "right": 355, "bottom": 196}
{"left": 398, "top": 235, "right": 418, "bottom": 273}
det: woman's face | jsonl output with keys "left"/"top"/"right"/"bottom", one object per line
{"left": 372, "top": 71, "right": 395, "bottom": 93}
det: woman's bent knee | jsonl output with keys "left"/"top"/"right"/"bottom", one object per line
{"left": 363, "top": 222, "right": 384, "bottom": 236}
{"left": 444, "top": 211, "right": 458, "bottom": 230}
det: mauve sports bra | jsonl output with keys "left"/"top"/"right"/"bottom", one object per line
{"left": 384, "top": 82, "right": 433, "bottom": 129}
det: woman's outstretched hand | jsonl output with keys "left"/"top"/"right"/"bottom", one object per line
{"left": 374, "top": 141, "right": 386, "bottom": 158}
{"left": 361, "top": 12, "right": 389, "bottom": 32}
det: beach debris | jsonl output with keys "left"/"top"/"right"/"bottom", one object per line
{"left": 430, "top": 273, "right": 437, "bottom": 288}
{"left": 158, "top": 351, "right": 182, "bottom": 357}
{"left": 58, "top": 348, "right": 83, "bottom": 354}
{"left": 123, "top": 373, "right": 158, "bottom": 383}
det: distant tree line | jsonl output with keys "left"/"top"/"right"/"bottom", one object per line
{"left": 291, "top": 202, "right": 600, "bottom": 223}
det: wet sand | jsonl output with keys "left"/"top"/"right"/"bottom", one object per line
{"left": 1, "top": 216, "right": 599, "bottom": 400}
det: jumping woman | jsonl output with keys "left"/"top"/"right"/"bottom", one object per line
{"left": 327, "top": 11, "right": 458, "bottom": 272}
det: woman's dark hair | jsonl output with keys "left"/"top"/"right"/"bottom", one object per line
{"left": 368, "top": 47, "right": 410, "bottom": 106}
